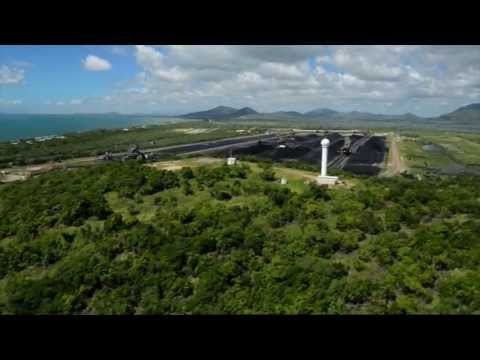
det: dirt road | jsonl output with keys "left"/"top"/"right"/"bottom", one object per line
{"left": 383, "top": 134, "right": 406, "bottom": 176}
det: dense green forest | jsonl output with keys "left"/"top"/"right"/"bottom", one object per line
{"left": 1, "top": 160, "right": 480, "bottom": 314}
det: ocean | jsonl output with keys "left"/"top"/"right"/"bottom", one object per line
{"left": 0, "top": 114, "right": 186, "bottom": 142}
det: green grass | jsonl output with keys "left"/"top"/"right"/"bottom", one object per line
{"left": 421, "top": 134, "right": 480, "bottom": 166}
{"left": 398, "top": 131, "right": 480, "bottom": 173}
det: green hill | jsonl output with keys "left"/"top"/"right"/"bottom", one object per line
{"left": 182, "top": 106, "right": 258, "bottom": 120}
{"left": 1, "top": 160, "right": 480, "bottom": 314}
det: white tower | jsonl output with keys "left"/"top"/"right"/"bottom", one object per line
{"left": 321, "top": 138, "right": 330, "bottom": 176}
{"left": 316, "top": 137, "right": 338, "bottom": 186}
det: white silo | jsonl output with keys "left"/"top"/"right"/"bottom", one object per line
{"left": 321, "top": 137, "right": 330, "bottom": 177}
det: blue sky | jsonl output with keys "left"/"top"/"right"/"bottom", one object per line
{"left": 1, "top": 45, "right": 479, "bottom": 116}
{"left": 0, "top": 46, "right": 138, "bottom": 109}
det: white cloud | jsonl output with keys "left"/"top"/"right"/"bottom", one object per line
{"left": 126, "top": 87, "right": 148, "bottom": 94}
{"left": 31, "top": 45, "right": 480, "bottom": 117}
{"left": 258, "top": 62, "right": 306, "bottom": 80}
{"left": 233, "top": 45, "right": 325, "bottom": 63}
{"left": 69, "top": 99, "right": 83, "bottom": 105}
{"left": 82, "top": 55, "right": 112, "bottom": 71}
{"left": 0, "top": 65, "right": 25, "bottom": 84}
{"left": 329, "top": 47, "right": 406, "bottom": 82}
{"left": 0, "top": 99, "right": 22, "bottom": 105}
{"left": 11, "top": 60, "right": 32, "bottom": 68}
{"left": 135, "top": 45, "right": 189, "bottom": 82}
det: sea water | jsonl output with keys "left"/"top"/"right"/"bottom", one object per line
{"left": 0, "top": 114, "right": 186, "bottom": 142}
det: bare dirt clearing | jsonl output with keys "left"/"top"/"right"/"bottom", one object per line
{"left": 148, "top": 157, "right": 223, "bottom": 171}
{"left": 173, "top": 128, "right": 217, "bottom": 135}
{"left": 382, "top": 134, "right": 406, "bottom": 176}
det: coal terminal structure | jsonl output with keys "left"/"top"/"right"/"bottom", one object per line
{"left": 214, "top": 132, "right": 387, "bottom": 176}
{"left": 95, "top": 131, "right": 387, "bottom": 176}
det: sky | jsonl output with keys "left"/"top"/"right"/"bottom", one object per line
{"left": 1, "top": 45, "right": 480, "bottom": 117}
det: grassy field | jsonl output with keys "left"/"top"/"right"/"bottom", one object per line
{"left": 397, "top": 130, "right": 480, "bottom": 174}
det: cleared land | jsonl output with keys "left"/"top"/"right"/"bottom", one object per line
{"left": 148, "top": 157, "right": 223, "bottom": 171}
{"left": 381, "top": 133, "right": 406, "bottom": 177}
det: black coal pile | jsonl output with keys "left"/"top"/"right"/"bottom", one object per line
{"left": 343, "top": 136, "right": 387, "bottom": 175}
{"left": 234, "top": 140, "right": 275, "bottom": 155}
{"left": 271, "top": 146, "right": 311, "bottom": 160}
{"left": 214, "top": 133, "right": 387, "bottom": 176}
{"left": 349, "top": 136, "right": 386, "bottom": 163}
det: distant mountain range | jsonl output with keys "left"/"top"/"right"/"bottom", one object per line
{"left": 181, "top": 106, "right": 422, "bottom": 121}
{"left": 180, "top": 104, "right": 480, "bottom": 125}
{"left": 436, "top": 103, "right": 480, "bottom": 123}
{"left": 181, "top": 106, "right": 258, "bottom": 120}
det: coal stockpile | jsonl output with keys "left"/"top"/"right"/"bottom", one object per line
{"left": 348, "top": 136, "right": 386, "bottom": 163}
{"left": 351, "top": 134, "right": 363, "bottom": 142}
{"left": 234, "top": 140, "right": 276, "bottom": 156}
{"left": 272, "top": 146, "right": 311, "bottom": 160}
{"left": 343, "top": 136, "right": 387, "bottom": 175}
{"left": 348, "top": 136, "right": 387, "bottom": 164}
{"left": 214, "top": 133, "right": 387, "bottom": 176}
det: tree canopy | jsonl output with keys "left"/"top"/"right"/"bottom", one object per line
{"left": 1, "top": 161, "right": 480, "bottom": 314}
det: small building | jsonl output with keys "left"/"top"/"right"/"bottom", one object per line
{"left": 227, "top": 149, "right": 237, "bottom": 166}
{"left": 280, "top": 177, "right": 288, "bottom": 185}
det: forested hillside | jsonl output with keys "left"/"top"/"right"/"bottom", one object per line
{"left": 1, "top": 161, "right": 480, "bottom": 314}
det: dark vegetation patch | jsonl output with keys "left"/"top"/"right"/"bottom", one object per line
{"left": 431, "top": 164, "right": 480, "bottom": 176}
{"left": 422, "top": 144, "right": 444, "bottom": 153}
